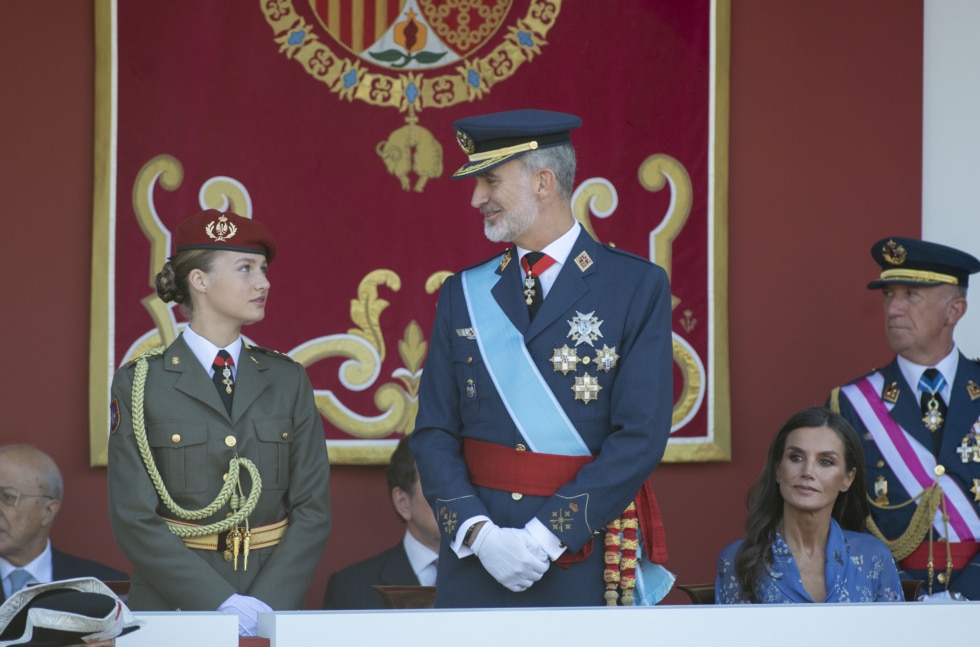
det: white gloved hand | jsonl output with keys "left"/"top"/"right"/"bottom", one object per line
{"left": 218, "top": 593, "right": 272, "bottom": 636}
{"left": 470, "top": 521, "right": 550, "bottom": 592}
{"left": 917, "top": 591, "right": 953, "bottom": 603}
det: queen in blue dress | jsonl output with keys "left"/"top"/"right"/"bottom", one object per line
{"left": 716, "top": 407, "right": 903, "bottom": 603}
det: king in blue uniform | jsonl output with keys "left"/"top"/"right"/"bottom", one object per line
{"left": 410, "top": 109, "right": 673, "bottom": 607}
{"left": 831, "top": 236, "right": 980, "bottom": 601}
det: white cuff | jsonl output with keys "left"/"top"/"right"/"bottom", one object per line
{"left": 525, "top": 517, "right": 566, "bottom": 561}
{"left": 450, "top": 515, "right": 491, "bottom": 557}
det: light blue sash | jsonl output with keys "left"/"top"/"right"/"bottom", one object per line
{"left": 461, "top": 260, "right": 589, "bottom": 456}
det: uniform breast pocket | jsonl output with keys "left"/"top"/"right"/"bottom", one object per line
{"left": 452, "top": 342, "right": 483, "bottom": 424}
{"left": 254, "top": 418, "right": 293, "bottom": 490}
{"left": 145, "top": 421, "right": 209, "bottom": 494}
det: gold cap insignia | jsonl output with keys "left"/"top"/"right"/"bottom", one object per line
{"left": 881, "top": 239, "right": 907, "bottom": 266}
{"left": 455, "top": 129, "right": 475, "bottom": 154}
{"left": 205, "top": 215, "right": 238, "bottom": 242}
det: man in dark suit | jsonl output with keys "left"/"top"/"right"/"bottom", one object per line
{"left": 831, "top": 237, "right": 980, "bottom": 601}
{"left": 410, "top": 109, "right": 673, "bottom": 608}
{"left": 0, "top": 445, "right": 126, "bottom": 603}
{"left": 323, "top": 437, "right": 439, "bottom": 609}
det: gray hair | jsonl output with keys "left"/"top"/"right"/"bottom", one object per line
{"left": 520, "top": 143, "right": 577, "bottom": 202}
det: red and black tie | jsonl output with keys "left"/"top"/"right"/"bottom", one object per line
{"left": 521, "top": 252, "right": 556, "bottom": 320}
{"left": 212, "top": 350, "right": 235, "bottom": 414}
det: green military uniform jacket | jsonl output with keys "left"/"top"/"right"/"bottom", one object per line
{"left": 107, "top": 334, "right": 331, "bottom": 611}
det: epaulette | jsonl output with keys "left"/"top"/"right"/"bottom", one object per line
{"left": 122, "top": 346, "right": 167, "bottom": 369}
{"left": 602, "top": 243, "right": 651, "bottom": 264}
{"left": 457, "top": 246, "right": 513, "bottom": 274}
{"left": 244, "top": 343, "right": 297, "bottom": 363}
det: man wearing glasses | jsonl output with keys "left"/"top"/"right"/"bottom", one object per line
{"left": 0, "top": 445, "right": 125, "bottom": 602}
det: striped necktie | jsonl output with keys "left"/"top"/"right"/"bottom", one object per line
{"left": 918, "top": 367, "right": 947, "bottom": 441}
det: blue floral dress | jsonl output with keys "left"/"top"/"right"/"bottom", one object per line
{"left": 715, "top": 519, "right": 904, "bottom": 603}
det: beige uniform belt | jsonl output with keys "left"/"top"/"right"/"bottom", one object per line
{"left": 166, "top": 517, "right": 288, "bottom": 551}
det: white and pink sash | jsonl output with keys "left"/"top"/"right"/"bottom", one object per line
{"left": 842, "top": 372, "right": 980, "bottom": 541}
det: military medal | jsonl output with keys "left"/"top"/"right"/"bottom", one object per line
{"left": 957, "top": 422, "right": 980, "bottom": 463}
{"left": 971, "top": 479, "right": 980, "bottom": 503}
{"left": 874, "top": 475, "right": 889, "bottom": 506}
{"left": 594, "top": 345, "right": 619, "bottom": 372}
{"left": 572, "top": 373, "right": 602, "bottom": 403}
{"left": 567, "top": 311, "right": 604, "bottom": 347}
{"left": 550, "top": 345, "right": 581, "bottom": 375}
{"left": 523, "top": 273, "right": 537, "bottom": 305}
{"left": 922, "top": 396, "right": 944, "bottom": 432}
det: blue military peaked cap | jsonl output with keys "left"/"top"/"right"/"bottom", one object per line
{"left": 867, "top": 236, "right": 980, "bottom": 289}
{"left": 451, "top": 108, "right": 582, "bottom": 179}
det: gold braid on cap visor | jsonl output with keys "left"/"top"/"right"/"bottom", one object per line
{"left": 452, "top": 140, "right": 541, "bottom": 178}
{"left": 878, "top": 268, "right": 959, "bottom": 285}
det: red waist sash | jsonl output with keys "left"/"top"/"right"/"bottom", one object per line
{"left": 899, "top": 540, "right": 980, "bottom": 571}
{"left": 462, "top": 438, "right": 668, "bottom": 564}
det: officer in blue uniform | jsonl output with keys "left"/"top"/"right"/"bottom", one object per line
{"left": 410, "top": 109, "right": 673, "bottom": 608}
{"left": 831, "top": 237, "right": 980, "bottom": 601}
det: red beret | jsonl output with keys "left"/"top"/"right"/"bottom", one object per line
{"left": 173, "top": 209, "right": 277, "bottom": 262}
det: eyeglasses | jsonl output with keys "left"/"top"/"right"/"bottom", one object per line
{"left": 0, "top": 486, "right": 55, "bottom": 508}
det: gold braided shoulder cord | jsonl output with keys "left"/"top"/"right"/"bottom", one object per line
{"left": 865, "top": 483, "right": 943, "bottom": 561}
{"left": 131, "top": 348, "right": 262, "bottom": 539}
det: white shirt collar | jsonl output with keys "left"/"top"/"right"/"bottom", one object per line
{"left": 516, "top": 221, "right": 581, "bottom": 298}
{"left": 181, "top": 326, "right": 243, "bottom": 376}
{"left": 1, "top": 540, "right": 52, "bottom": 596}
{"left": 402, "top": 530, "right": 438, "bottom": 586}
{"left": 897, "top": 346, "right": 959, "bottom": 401}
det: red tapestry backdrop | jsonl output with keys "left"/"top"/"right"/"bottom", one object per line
{"left": 90, "top": 0, "right": 730, "bottom": 465}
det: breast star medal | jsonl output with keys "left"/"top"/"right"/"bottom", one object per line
{"left": 567, "top": 311, "right": 604, "bottom": 347}
{"left": 550, "top": 345, "right": 581, "bottom": 375}
{"left": 571, "top": 373, "right": 601, "bottom": 403}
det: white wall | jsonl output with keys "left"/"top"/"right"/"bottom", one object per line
{"left": 923, "top": 0, "right": 980, "bottom": 357}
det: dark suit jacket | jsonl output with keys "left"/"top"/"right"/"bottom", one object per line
{"left": 0, "top": 548, "right": 127, "bottom": 603}
{"left": 322, "top": 541, "right": 419, "bottom": 610}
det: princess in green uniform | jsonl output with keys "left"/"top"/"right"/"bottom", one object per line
{"left": 107, "top": 209, "right": 331, "bottom": 635}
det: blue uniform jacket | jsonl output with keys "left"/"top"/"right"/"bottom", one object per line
{"left": 411, "top": 230, "right": 673, "bottom": 607}
{"left": 835, "top": 353, "right": 980, "bottom": 599}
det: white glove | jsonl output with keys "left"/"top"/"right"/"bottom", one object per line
{"left": 917, "top": 591, "right": 953, "bottom": 603}
{"left": 470, "top": 521, "right": 550, "bottom": 592}
{"left": 218, "top": 593, "right": 272, "bottom": 636}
